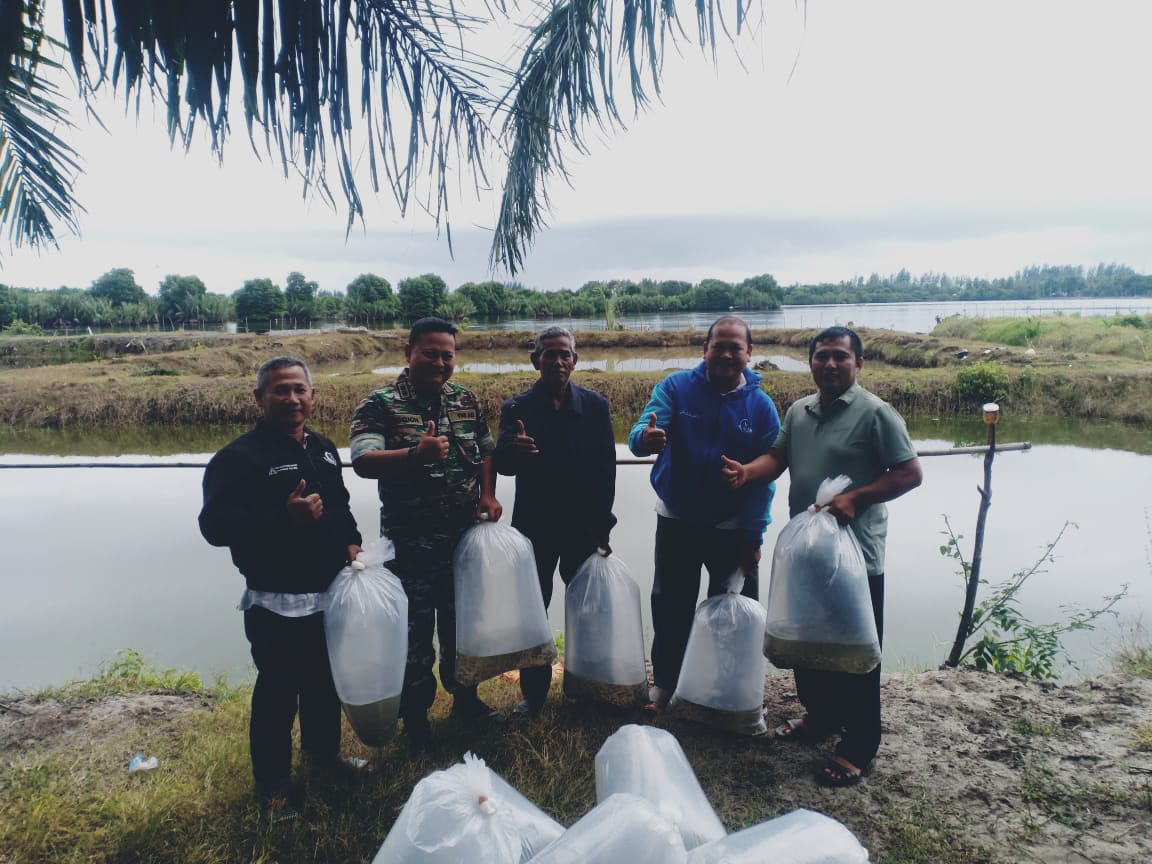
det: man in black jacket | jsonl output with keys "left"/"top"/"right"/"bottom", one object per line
{"left": 199, "top": 357, "right": 362, "bottom": 819}
{"left": 495, "top": 327, "right": 617, "bottom": 716}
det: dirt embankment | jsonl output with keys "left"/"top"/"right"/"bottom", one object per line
{"left": 1, "top": 328, "right": 1150, "bottom": 429}
{"left": 3, "top": 669, "right": 1150, "bottom": 863}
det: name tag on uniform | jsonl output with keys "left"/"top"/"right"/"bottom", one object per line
{"left": 448, "top": 409, "right": 477, "bottom": 423}
{"left": 393, "top": 413, "right": 424, "bottom": 426}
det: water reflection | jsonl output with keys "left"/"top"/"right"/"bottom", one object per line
{"left": 0, "top": 440, "right": 1146, "bottom": 691}
{"left": 371, "top": 353, "right": 811, "bottom": 376}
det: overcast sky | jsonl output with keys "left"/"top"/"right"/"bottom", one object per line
{"left": 3, "top": 0, "right": 1151, "bottom": 296}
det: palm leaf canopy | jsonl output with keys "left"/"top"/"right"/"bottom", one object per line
{"left": 0, "top": 0, "right": 750, "bottom": 272}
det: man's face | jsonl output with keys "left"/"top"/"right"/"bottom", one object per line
{"left": 531, "top": 335, "right": 577, "bottom": 390}
{"left": 703, "top": 321, "right": 750, "bottom": 389}
{"left": 254, "top": 366, "right": 314, "bottom": 435}
{"left": 810, "top": 335, "right": 863, "bottom": 399}
{"left": 404, "top": 331, "right": 456, "bottom": 396}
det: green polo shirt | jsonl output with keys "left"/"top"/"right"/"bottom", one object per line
{"left": 774, "top": 383, "right": 917, "bottom": 575}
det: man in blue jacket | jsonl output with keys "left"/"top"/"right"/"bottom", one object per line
{"left": 628, "top": 316, "right": 779, "bottom": 710}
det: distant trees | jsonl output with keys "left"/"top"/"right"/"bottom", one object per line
{"left": 90, "top": 269, "right": 146, "bottom": 307}
{"left": 157, "top": 275, "right": 208, "bottom": 327}
{"left": 4, "top": 263, "right": 1152, "bottom": 335}
{"left": 285, "top": 272, "right": 319, "bottom": 324}
{"left": 345, "top": 274, "right": 396, "bottom": 323}
{"left": 0, "top": 284, "right": 14, "bottom": 329}
{"left": 234, "top": 279, "right": 285, "bottom": 329}
{"left": 397, "top": 274, "right": 447, "bottom": 321}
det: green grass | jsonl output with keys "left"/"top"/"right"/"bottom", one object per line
{"left": 933, "top": 313, "right": 1152, "bottom": 360}
{"left": 0, "top": 655, "right": 998, "bottom": 864}
{"left": 1113, "top": 643, "right": 1152, "bottom": 678}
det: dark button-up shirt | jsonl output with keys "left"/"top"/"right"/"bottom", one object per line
{"left": 495, "top": 381, "right": 617, "bottom": 542}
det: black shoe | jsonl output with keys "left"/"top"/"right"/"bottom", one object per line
{"left": 512, "top": 698, "right": 543, "bottom": 718}
{"left": 451, "top": 693, "right": 505, "bottom": 724}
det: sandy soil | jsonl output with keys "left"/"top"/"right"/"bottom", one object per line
{"left": 756, "top": 669, "right": 1152, "bottom": 863}
{"left": 2, "top": 669, "right": 1150, "bottom": 862}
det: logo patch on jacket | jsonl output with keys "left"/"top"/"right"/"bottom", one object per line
{"left": 268, "top": 464, "right": 298, "bottom": 476}
{"left": 739, "top": 418, "right": 753, "bottom": 433}
{"left": 323, "top": 451, "right": 338, "bottom": 467}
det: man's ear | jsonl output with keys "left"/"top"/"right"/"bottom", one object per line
{"left": 252, "top": 388, "right": 263, "bottom": 407}
{"left": 530, "top": 352, "right": 542, "bottom": 370}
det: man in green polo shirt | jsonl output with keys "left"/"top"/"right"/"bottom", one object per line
{"left": 722, "top": 326, "right": 921, "bottom": 787}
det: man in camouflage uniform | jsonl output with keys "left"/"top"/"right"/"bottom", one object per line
{"left": 350, "top": 317, "right": 503, "bottom": 748}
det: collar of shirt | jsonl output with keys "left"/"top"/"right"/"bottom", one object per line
{"left": 806, "top": 382, "right": 862, "bottom": 418}
{"left": 529, "top": 379, "right": 585, "bottom": 414}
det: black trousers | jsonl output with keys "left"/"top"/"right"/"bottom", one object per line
{"left": 389, "top": 543, "right": 477, "bottom": 717}
{"left": 793, "top": 571, "right": 885, "bottom": 770}
{"left": 650, "top": 515, "right": 759, "bottom": 692}
{"left": 519, "top": 531, "right": 599, "bottom": 707}
{"left": 243, "top": 606, "right": 341, "bottom": 799}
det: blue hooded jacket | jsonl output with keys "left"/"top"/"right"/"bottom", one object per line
{"left": 628, "top": 362, "right": 779, "bottom": 545}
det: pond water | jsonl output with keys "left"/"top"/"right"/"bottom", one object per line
{"left": 473, "top": 297, "right": 1152, "bottom": 336}
{"left": 1, "top": 416, "right": 1147, "bottom": 691}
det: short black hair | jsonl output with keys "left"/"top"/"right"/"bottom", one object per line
{"left": 705, "top": 315, "right": 752, "bottom": 348}
{"left": 255, "top": 356, "right": 312, "bottom": 393}
{"left": 809, "top": 326, "right": 863, "bottom": 360}
{"left": 408, "top": 317, "right": 458, "bottom": 345}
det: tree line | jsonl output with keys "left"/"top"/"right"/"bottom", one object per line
{"left": 0, "top": 271, "right": 784, "bottom": 333}
{"left": 1, "top": 264, "right": 1149, "bottom": 334}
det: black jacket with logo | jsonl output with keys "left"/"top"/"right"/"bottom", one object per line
{"left": 199, "top": 421, "right": 362, "bottom": 593}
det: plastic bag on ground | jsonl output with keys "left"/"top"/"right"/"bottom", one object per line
{"left": 668, "top": 573, "right": 768, "bottom": 736}
{"left": 563, "top": 553, "right": 647, "bottom": 708}
{"left": 528, "top": 793, "right": 688, "bottom": 864}
{"left": 686, "top": 808, "right": 869, "bottom": 864}
{"left": 325, "top": 536, "right": 408, "bottom": 746}
{"left": 764, "top": 475, "right": 880, "bottom": 674}
{"left": 453, "top": 521, "right": 556, "bottom": 685}
{"left": 373, "top": 752, "right": 564, "bottom": 863}
{"left": 594, "top": 724, "right": 725, "bottom": 851}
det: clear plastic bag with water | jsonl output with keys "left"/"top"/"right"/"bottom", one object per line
{"left": 453, "top": 521, "right": 556, "bottom": 685}
{"left": 528, "top": 793, "right": 688, "bottom": 864}
{"left": 668, "top": 573, "right": 768, "bottom": 736}
{"left": 562, "top": 552, "right": 647, "bottom": 707}
{"left": 686, "top": 808, "right": 870, "bottom": 864}
{"left": 594, "top": 724, "right": 726, "bottom": 851}
{"left": 764, "top": 475, "right": 880, "bottom": 674}
{"left": 372, "top": 752, "right": 564, "bottom": 863}
{"left": 325, "top": 537, "right": 408, "bottom": 746}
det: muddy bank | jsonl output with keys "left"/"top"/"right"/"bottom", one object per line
{"left": 0, "top": 329, "right": 1149, "bottom": 429}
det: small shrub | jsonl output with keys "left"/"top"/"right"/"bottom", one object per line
{"left": 4, "top": 318, "right": 45, "bottom": 336}
{"left": 1104, "top": 314, "right": 1149, "bottom": 329}
{"left": 955, "top": 361, "right": 1009, "bottom": 403}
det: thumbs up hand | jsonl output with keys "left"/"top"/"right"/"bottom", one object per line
{"left": 513, "top": 419, "right": 539, "bottom": 455}
{"left": 641, "top": 412, "right": 667, "bottom": 454}
{"left": 415, "top": 420, "right": 450, "bottom": 464}
{"left": 720, "top": 455, "right": 747, "bottom": 489}
{"left": 286, "top": 478, "right": 324, "bottom": 524}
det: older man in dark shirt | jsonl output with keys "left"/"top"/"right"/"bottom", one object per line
{"left": 495, "top": 326, "right": 617, "bottom": 716}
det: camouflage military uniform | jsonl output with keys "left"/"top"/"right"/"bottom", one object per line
{"left": 349, "top": 371, "right": 495, "bottom": 713}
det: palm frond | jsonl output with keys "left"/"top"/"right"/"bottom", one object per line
{"left": 490, "top": 0, "right": 751, "bottom": 273}
{"left": 0, "top": 0, "right": 84, "bottom": 250}
{"left": 2, "top": 0, "right": 506, "bottom": 253}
